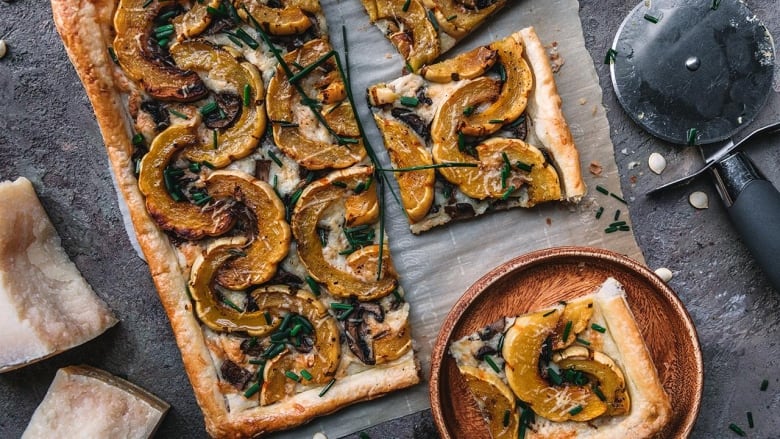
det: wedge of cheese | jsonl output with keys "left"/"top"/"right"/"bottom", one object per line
{"left": 22, "top": 365, "right": 169, "bottom": 438}
{"left": 0, "top": 177, "right": 117, "bottom": 372}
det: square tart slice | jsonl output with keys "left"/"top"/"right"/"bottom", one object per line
{"left": 368, "top": 28, "right": 586, "bottom": 233}
{"left": 449, "top": 277, "right": 671, "bottom": 438}
{"left": 51, "top": 0, "right": 420, "bottom": 436}
{"left": 359, "top": 0, "right": 509, "bottom": 71}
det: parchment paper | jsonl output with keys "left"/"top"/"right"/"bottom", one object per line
{"left": 111, "top": 0, "right": 644, "bottom": 436}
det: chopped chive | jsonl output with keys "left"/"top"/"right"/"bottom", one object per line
{"left": 391, "top": 290, "right": 404, "bottom": 304}
{"left": 542, "top": 309, "right": 556, "bottom": 317}
{"left": 747, "top": 411, "right": 754, "bottom": 428}
{"left": 270, "top": 329, "right": 290, "bottom": 342}
{"left": 497, "top": 333, "right": 505, "bottom": 352}
{"left": 609, "top": 221, "right": 627, "bottom": 227}
{"left": 243, "top": 382, "right": 260, "bottom": 398}
{"left": 319, "top": 378, "right": 336, "bottom": 397}
{"left": 591, "top": 323, "right": 606, "bottom": 333}
{"left": 562, "top": 320, "right": 572, "bottom": 342}
{"left": 502, "top": 408, "right": 510, "bottom": 426}
{"left": 605, "top": 227, "right": 618, "bottom": 233}
{"left": 447, "top": 14, "right": 457, "bottom": 21}
{"left": 108, "top": 47, "right": 119, "bottom": 64}
{"left": 547, "top": 367, "right": 563, "bottom": 385}
{"left": 610, "top": 193, "right": 627, "bottom": 204}
{"left": 463, "top": 106, "right": 474, "bottom": 116}
{"left": 484, "top": 355, "right": 501, "bottom": 373}
{"left": 288, "top": 50, "right": 337, "bottom": 84}
{"left": 568, "top": 405, "right": 583, "bottom": 416}
{"left": 222, "top": 297, "right": 242, "bottom": 312}
{"left": 154, "top": 24, "right": 174, "bottom": 33}
{"left": 405, "top": 62, "right": 414, "bottom": 73}
{"left": 402, "top": 0, "right": 410, "bottom": 11}
{"left": 596, "top": 185, "right": 609, "bottom": 195}
{"left": 359, "top": 433, "right": 370, "bottom": 439}
{"left": 142, "top": 0, "right": 153, "bottom": 7}
{"left": 761, "top": 379, "right": 769, "bottom": 391}
{"left": 300, "top": 369, "right": 313, "bottom": 381}
{"left": 189, "top": 162, "right": 201, "bottom": 172}
{"left": 202, "top": 161, "right": 215, "bottom": 169}
{"left": 192, "top": 193, "right": 212, "bottom": 206}
{"left": 400, "top": 96, "right": 419, "bottom": 107}
{"left": 212, "top": 129, "right": 218, "bottom": 149}
{"left": 248, "top": 358, "right": 264, "bottom": 365}
{"left": 132, "top": 133, "right": 144, "bottom": 146}
{"left": 290, "top": 323, "right": 303, "bottom": 337}
{"left": 614, "top": 209, "right": 621, "bottom": 221}
{"left": 243, "top": 84, "right": 252, "bottom": 107}
{"left": 496, "top": 63, "right": 506, "bottom": 82}
{"left": 711, "top": 0, "right": 721, "bottom": 10}
{"left": 489, "top": 119, "right": 504, "bottom": 124}
{"left": 515, "top": 161, "right": 532, "bottom": 172}
{"left": 337, "top": 307, "right": 355, "bottom": 321}
{"left": 377, "top": 162, "right": 477, "bottom": 172}
{"left": 267, "top": 150, "right": 283, "bottom": 167}
{"left": 604, "top": 48, "right": 618, "bottom": 64}
{"left": 595, "top": 206, "right": 604, "bottom": 219}
{"left": 157, "top": 37, "right": 170, "bottom": 47}
{"left": 262, "top": 342, "right": 286, "bottom": 359}
{"left": 332, "top": 181, "right": 347, "bottom": 188}
{"left": 426, "top": 10, "right": 439, "bottom": 31}
{"left": 279, "top": 313, "right": 293, "bottom": 332}
{"left": 206, "top": 5, "right": 222, "bottom": 16}
{"left": 234, "top": 27, "right": 259, "bottom": 49}
{"left": 200, "top": 101, "right": 218, "bottom": 115}
{"left": 305, "top": 276, "right": 321, "bottom": 296}
{"left": 643, "top": 13, "right": 660, "bottom": 23}
{"left": 687, "top": 127, "right": 698, "bottom": 146}
{"left": 168, "top": 108, "right": 188, "bottom": 119}
{"left": 284, "top": 370, "right": 301, "bottom": 382}
{"left": 729, "top": 423, "right": 746, "bottom": 436}
{"left": 593, "top": 385, "right": 606, "bottom": 401}
{"left": 618, "top": 225, "right": 631, "bottom": 231}
{"left": 576, "top": 337, "right": 591, "bottom": 346}
{"left": 264, "top": 311, "right": 272, "bottom": 325}
{"left": 226, "top": 34, "right": 244, "bottom": 47}
{"left": 500, "top": 185, "right": 515, "bottom": 200}
{"left": 330, "top": 302, "right": 354, "bottom": 311}
{"left": 157, "top": 10, "right": 178, "bottom": 21}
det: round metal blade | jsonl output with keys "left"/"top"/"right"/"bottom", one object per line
{"left": 610, "top": 0, "right": 775, "bottom": 145}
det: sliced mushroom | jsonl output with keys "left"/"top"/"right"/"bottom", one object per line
{"left": 251, "top": 286, "right": 341, "bottom": 405}
{"left": 292, "top": 167, "right": 398, "bottom": 301}
{"left": 168, "top": 40, "right": 266, "bottom": 168}
{"left": 420, "top": 45, "right": 498, "bottom": 83}
{"left": 137, "top": 124, "right": 234, "bottom": 239}
{"left": 188, "top": 237, "right": 280, "bottom": 336}
{"left": 113, "top": 0, "right": 207, "bottom": 102}
{"left": 364, "top": 0, "right": 440, "bottom": 71}
{"left": 205, "top": 170, "right": 291, "bottom": 289}
{"left": 374, "top": 114, "right": 435, "bottom": 223}
{"left": 342, "top": 300, "right": 412, "bottom": 365}
{"left": 266, "top": 39, "right": 365, "bottom": 170}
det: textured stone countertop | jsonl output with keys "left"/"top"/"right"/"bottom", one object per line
{"left": 2, "top": 1, "right": 780, "bottom": 438}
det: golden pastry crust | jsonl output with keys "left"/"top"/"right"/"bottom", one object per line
{"left": 51, "top": 0, "right": 421, "bottom": 436}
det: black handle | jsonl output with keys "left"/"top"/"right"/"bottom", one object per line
{"left": 711, "top": 152, "right": 780, "bottom": 291}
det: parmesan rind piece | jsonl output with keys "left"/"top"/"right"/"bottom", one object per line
{"left": 22, "top": 365, "right": 169, "bottom": 439}
{"left": 0, "top": 177, "right": 118, "bottom": 372}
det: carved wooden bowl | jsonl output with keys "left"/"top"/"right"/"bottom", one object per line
{"left": 429, "top": 246, "right": 702, "bottom": 439}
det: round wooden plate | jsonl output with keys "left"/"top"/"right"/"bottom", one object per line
{"left": 429, "top": 247, "right": 702, "bottom": 439}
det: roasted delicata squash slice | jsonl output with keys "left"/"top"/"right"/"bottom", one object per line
{"left": 188, "top": 238, "right": 280, "bottom": 336}
{"left": 292, "top": 167, "right": 398, "bottom": 301}
{"left": 373, "top": 115, "right": 434, "bottom": 223}
{"left": 173, "top": 0, "right": 220, "bottom": 38}
{"left": 362, "top": 0, "right": 440, "bottom": 71}
{"left": 138, "top": 125, "right": 234, "bottom": 240}
{"left": 266, "top": 39, "right": 366, "bottom": 170}
{"left": 449, "top": 278, "right": 671, "bottom": 438}
{"left": 420, "top": 45, "right": 497, "bottom": 83}
{"left": 237, "top": 0, "right": 314, "bottom": 36}
{"left": 205, "top": 171, "right": 291, "bottom": 290}
{"left": 251, "top": 286, "right": 341, "bottom": 404}
{"left": 423, "top": 0, "right": 506, "bottom": 40}
{"left": 114, "top": 0, "right": 208, "bottom": 102}
{"left": 169, "top": 40, "right": 266, "bottom": 168}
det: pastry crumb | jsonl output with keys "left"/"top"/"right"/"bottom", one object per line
{"left": 589, "top": 161, "right": 603, "bottom": 176}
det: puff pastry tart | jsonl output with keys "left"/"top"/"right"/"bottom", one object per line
{"left": 367, "top": 28, "right": 586, "bottom": 233}
{"left": 50, "top": 0, "right": 420, "bottom": 436}
{"left": 449, "top": 277, "right": 671, "bottom": 438}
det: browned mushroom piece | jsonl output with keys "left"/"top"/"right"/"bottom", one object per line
{"left": 113, "top": 0, "right": 207, "bottom": 102}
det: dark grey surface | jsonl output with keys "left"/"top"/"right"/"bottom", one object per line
{"left": 1, "top": 1, "right": 779, "bottom": 438}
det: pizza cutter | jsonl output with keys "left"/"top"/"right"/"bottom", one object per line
{"left": 609, "top": 0, "right": 780, "bottom": 290}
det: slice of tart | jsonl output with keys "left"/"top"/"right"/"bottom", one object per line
{"left": 368, "top": 27, "right": 585, "bottom": 233}
{"left": 449, "top": 277, "right": 671, "bottom": 438}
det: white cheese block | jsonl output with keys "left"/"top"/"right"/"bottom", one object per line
{"left": 0, "top": 177, "right": 117, "bottom": 372}
{"left": 22, "top": 365, "right": 169, "bottom": 438}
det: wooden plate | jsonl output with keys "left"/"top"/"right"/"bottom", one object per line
{"left": 429, "top": 246, "right": 702, "bottom": 439}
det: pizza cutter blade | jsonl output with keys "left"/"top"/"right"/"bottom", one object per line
{"left": 610, "top": 0, "right": 780, "bottom": 290}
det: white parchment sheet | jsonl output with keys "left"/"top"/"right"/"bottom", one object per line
{"left": 262, "top": 0, "right": 645, "bottom": 437}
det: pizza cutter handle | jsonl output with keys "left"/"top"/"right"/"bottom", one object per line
{"left": 710, "top": 151, "right": 780, "bottom": 292}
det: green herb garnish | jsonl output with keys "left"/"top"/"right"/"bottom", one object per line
{"left": 747, "top": 411, "right": 754, "bottom": 428}
{"left": 168, "top": 108, "right": 188, "bottom": 119}
{"left": 243, "top": 382, "right": 260, "bottom": 398}
{"left": 402, "top": 0, "right": 410, "bottom": 11}
{"left": 729, "top": 423, "right": 746, "bottom": 437}
{"left": 463, "top": 106, "right": 474, "bottom": 116}
{"left": 284, "top": 371, "right": 301, "bottom": 382}
{"left": 547, "top": 367, "right": 563, "bottom": 385}
{"left": 515, "top": 161, "right": 532, "bottom": 172}
{"left": 568, "top": 405, "right": 583, "bottom": 416}
{"left": 300, "top": 369, "right": 313, "bottom": 381}
{"left": 243, "top": 84, "right": 252, "bottom": 107}
{"left": 595, "top": 206, "right": 604, "bottom": 219}
{"left": 212, "top": 129, "right": 219, "bottom": 150}
{"left": 501, "top": 186, "right": 515, "bottom": 200}
{"left": 687, "top": 127, "right": 698, "bottom": 146}
{"left": 305, "top": 276, "right": 321, "bottom": 296}
{"left": 591, "top": 323, "right": 606, "bottom": 333}
{"left": 484, "top": 355, "right": 501, "bottom": 373}
{"left": 596, "top": 185, "right": 609, "bottom": 195}
{"left": 562, "top": 320, "right": 572, "bottom": 342}
{"left": 400, "top": 95, "right": 419, "bottom": 107}
{"left": 108, "top": 47, "right": 119, "bottom": 64}
{"left": 761, "top": 379, "right": 769, "bottom": 391}
{"left": 575, "top": 337, "right": 591, "bottom": 346}
{"left": 643, "top": 13, "right": 660, "bottom": 23}
{"left": 319, "top": 378, "right": 336, "bottom": 397}
{"left": 426, "top": 9, "right": 439, "bottom": 31}
{"left": 604, "top": 48, "right": 618, "bottom": 64}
